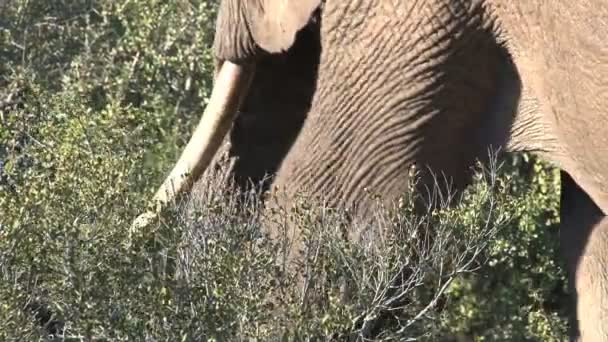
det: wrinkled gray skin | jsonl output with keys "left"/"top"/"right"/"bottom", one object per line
{"left": 205, "top": 1, "right": 608, "bottom": 340}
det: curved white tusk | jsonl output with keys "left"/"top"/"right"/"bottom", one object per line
{"left": 132, "top": 60, "right": 255, "bottom": 230}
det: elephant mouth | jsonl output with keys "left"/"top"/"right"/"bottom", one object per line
{"left": 131, "top": 60, "right": 256, "bottom": 229}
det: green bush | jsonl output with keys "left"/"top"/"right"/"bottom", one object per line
{"left": 439, "top": 154, "right": 568, "bottom": 341}
{"left": 1, "top": 1, "right": 568, "bottom": 340}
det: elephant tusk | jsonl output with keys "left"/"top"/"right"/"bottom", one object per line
{"left": 131, "top": 60, "right": 256, "bottom": 231}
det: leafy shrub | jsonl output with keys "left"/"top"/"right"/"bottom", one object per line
{"left": 1, "top": 1, "right": 568, "bottom": 340}
{"left": 439, "top": 154, "right": 568, "bottom": 341}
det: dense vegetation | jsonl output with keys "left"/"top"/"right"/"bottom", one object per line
{"left": 1, "top": 1, "right": 569, "bottom": 340}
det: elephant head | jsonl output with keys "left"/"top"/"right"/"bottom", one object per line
{"left": 133, "top": 0, "right": 512, "bottom": 228}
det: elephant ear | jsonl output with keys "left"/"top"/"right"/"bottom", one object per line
{"left": 250, "top": 0, "right": 321, "bottom": 53}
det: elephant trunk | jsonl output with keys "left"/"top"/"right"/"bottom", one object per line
{"left": 131, "top": 61, "right": 256, "bottom": 230}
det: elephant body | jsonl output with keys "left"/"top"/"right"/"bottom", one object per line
{"left": 493, "top": 1, "right": 608, "bottom": 211}
{"left": 200, "top": 0, "right": 608, "bottom": 339}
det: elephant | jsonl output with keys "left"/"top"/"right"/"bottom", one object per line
{"left": 133, "top": 1, "right": 608, "bottom": 340}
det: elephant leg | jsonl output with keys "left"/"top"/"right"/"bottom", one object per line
{"left": 560, "top": 170, "right": 608, "bottom": 341}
